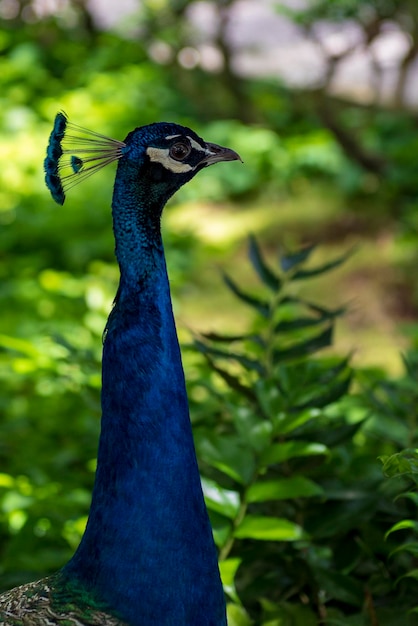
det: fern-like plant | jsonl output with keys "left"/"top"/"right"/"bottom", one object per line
{"left": 189, "top": 238, "right": 363, "bottom": 624}
{"left": 190, "top": 238, "right": 418, "bottom": 626}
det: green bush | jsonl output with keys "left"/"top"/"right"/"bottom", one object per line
{"left": 186, "top": 238, "right": 418, "bottom": 625}
{"left": 1, "top": 227, "right": 418, "bottom": 624}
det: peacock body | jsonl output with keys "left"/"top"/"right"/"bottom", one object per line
{"left": 0, "top": 114, "right": 240, "bottom": 626}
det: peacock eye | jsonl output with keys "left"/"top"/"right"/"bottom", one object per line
{"left": 169, "top": 141, "right": 191, "bottom": 161}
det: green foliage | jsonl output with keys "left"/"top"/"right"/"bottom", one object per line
{"left": 2, "top": 1, "right": 418, "bottom": 623}
{"left": 186, "top": 238, "right": 418, "bottom": 625}
{"left": 381, "top": 447, "right": 418, "bottom": 616}
{"left": 361, "top": 352, "right": 418, "bottom": 618}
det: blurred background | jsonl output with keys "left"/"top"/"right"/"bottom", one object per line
{"left": 3, "top": 0, "right": 418, "bottom": 371}
{"left": 2, "top": 0, "right": 418, "bottom": 622}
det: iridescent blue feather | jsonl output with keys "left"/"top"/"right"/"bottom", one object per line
{"left": 3, "top": 115, "right": 241, "bottom": 625}
{"left": 44, "top": 112, "right": 125, "bottom": 205}
{"left": 44, "top": 111, "right": 67, "bottom": 205}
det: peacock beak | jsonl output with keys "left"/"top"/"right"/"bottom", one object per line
{"left": 200, "top": 142, "right": 242, "bottom": 167}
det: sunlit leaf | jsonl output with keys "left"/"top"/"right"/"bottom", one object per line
{"left": 247, "top": 476, "right": 323, "bottom": 502}
{"left": 226, "top": 603, "right": 253, "bottom": 626}
{"left": 260, "top": 441, "right": 328, "bottom": 466}
{"left": 273, "top": 409, "right": 318, "bottom": 436}
{"left": 385, "top": 519, "right": 418, "bottom": 540}
{"left": 0, "top": 334, "right": 39, "bottom": 357}
{"left": 219, "top": 558, "right": 242, "bottom": 604}
{"left": 0, "top": 474, "right": 15, "bottom": 488}
{"left": 234, "top": 516, "right": 306, "bottom": 541}
{"left": 201, "top": 477, "right": 241, "bottom": 519}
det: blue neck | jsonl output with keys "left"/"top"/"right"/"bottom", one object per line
{"left": 64, "top": 163, "right": 226, "bottom": 626}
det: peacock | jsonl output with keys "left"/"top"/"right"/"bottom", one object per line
{"left": 0, "top": 113, "right": 241, "bottom": 625}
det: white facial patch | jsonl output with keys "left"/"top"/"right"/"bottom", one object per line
{"left": 146, "top": 147, "right": 194, "bottom": 173}
{"left": 187, "top": 136, "right": 206, "bottom": 153}
{"left": 165, "top": 134, "right": 206, "bottom": 154}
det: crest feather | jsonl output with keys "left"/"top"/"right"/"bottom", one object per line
{"left": 44, "top": 112, "right": 125, "bottom": 205}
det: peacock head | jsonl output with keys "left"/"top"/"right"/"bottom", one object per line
{"left": 119, "top": 121, "right": 241, "bottom": 202}
{"left": 44, "top": 114, "right": 241, "bottom": 205}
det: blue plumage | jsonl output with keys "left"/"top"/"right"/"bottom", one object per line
{"left": 0, "top": 114, "right": 240, "bottom": 625}
{"left": 43, "top": 112, "right": 125, "bottom": 205}
{"left": 44, "top": 112, "right": 66, "bottom": 204}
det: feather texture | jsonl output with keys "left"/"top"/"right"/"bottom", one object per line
{"left": 0, "top": 115, "right": 240, "bottom": 625}
{"left": 44, "top": 112, "right": 125, "bottom": 205}
{"left": 0, "top": 574, "right": 127, "bottom": 625}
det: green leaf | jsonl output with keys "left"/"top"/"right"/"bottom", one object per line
{"left": 223, "top": 273, "right": 270, "bottom": 318}
{"left": 409, "top": 607, "right": 418, "bottom": 615}
{"left": 201, "top": 477, "right": 241, "bottom": 519}
{"left": 272, "top": 325, "right": 333, "bottom": 363}
{"left": 282, "top": 296, "right": 344, "bottom": 319}
{"left": 385, "top": 519, "right": 418, "bottom": 540}
{"left": 209, "top": 512, "right": 231, "bottom": 548}
{"left": 200, "top": 331, "right": 251, "bottom": 343}
{"left": 314, "top": 568, "right": 363, "bottom": 607}
{"left": 259, "top": 600, "right": 318, "bottom": 626}
{"left": 260, "top": 441, "right": 328, "bottom": 466}
{"left": 232, "top": 408, "right": 272, "bottom": 452}
{"left": 273, "top": 409, "right": 318, "bottom": 436}
{"left": 0, "top": 334, "right": 39, "bottom": 357}
{"left": 247, "top": 476, "right": 323, "bottom": 502}
{"left": 293, "top": 249, "right": 353, "bottom": 280}
{"left": 292, "top": 373, "right": 352, "bottom": 411}
{"left": 274, "top": 310, "right": 344, "bottom": 333}
{"left": 194, "top": 339, "right": 265, "bottom": 375}
{"left": 219, "top": 558, "right": 242, "bottom": 587}
{"left": 195, "top": 432, "right": 255, "bottom": 485}
{"left": 280, "top": 245, "right": 316, "bottom": 272}
{"left": 318, "top": 419, "right": 366, "bottom": 447}
{"left": 380, "top": 449, "right": 418, "bottom": 478}
{"left": 234, "top": 515, "right": 306, "bottom": 541}
{"left": 219, "top": 558, "right": 242, "bottom": 604}
{"left": 389, "top": 541, "right": 418, "bottom": 558}
{"left": 226, "top": 603, "right": 253, "bottom": 626}
{"left": 316, "top": 357, "right": 352, "bottom": 383}
{"left": 396, "top": 569, "right": 418, "bottom": 585}
{"left": 201, "top": 354, "right": 257, "bottom": 403}
{"left": 248, "top": 235, "right": 281, "bottom": 291}
{"left": 396, "top": 492, "right": 418, "bottom": 506}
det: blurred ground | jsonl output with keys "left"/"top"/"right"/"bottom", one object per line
{"left": 168, "top": 195, "right": 411, "bottom": 375}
